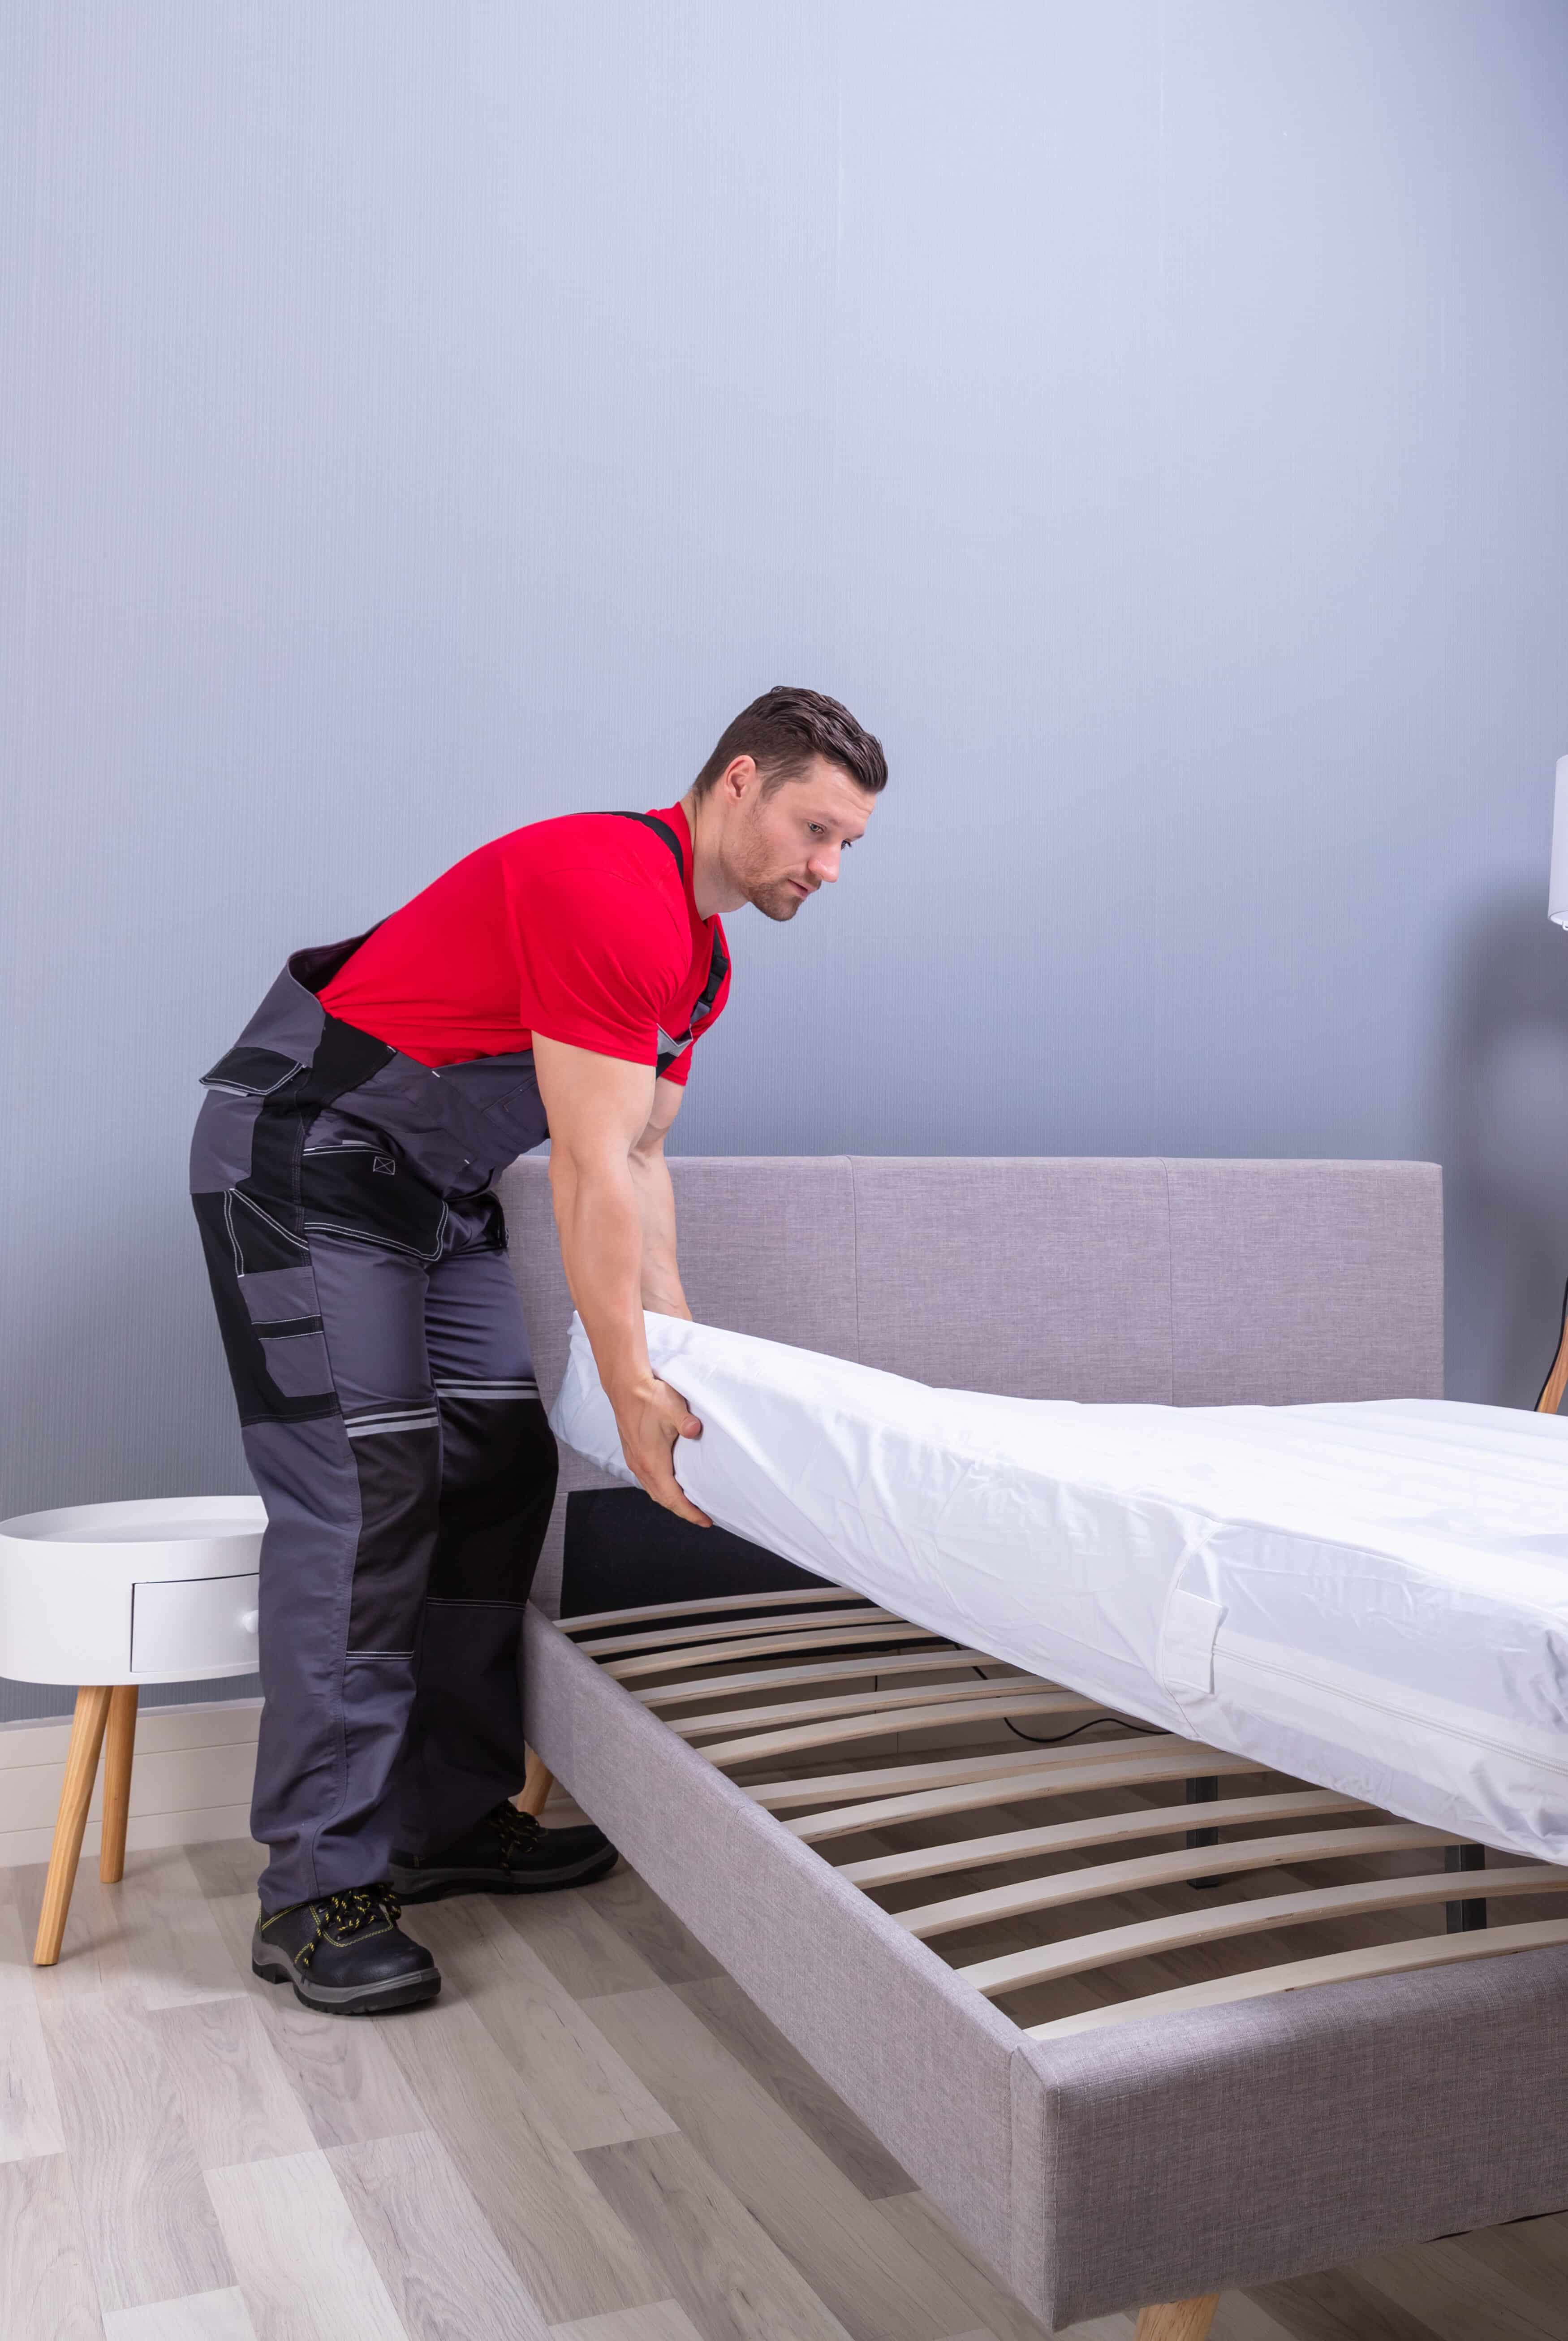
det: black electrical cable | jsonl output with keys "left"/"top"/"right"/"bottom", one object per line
{"left": 965, "top": 1664, "right": 1163, "bottom": 1745}
{"left": 999, "top": 1712, "right": 1165, "bottom": 1745}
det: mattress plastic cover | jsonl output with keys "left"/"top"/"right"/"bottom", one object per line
{"left": 553, "top": 1313, "right": 1568, "bottom": 1865}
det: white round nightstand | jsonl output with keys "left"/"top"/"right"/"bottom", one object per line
{"left": 0, "top": 1495, "right": 266, "bottom": 1964}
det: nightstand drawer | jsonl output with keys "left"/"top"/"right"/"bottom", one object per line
{"left": 130, "top": 1571, "right": 260, "bottom": 1675}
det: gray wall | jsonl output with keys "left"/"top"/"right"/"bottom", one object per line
{"left": 4, "top": 2, "right": 1567, "bottom": 1721}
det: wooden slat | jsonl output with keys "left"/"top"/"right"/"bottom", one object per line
{"left": 1029, "top": 1916, "right": 1568, "bottom": 2038}
{"left": 638, "top": 1647, "right": 1018, "bottom": 1712}
{"left": 896, "top": 1823, "right": 1450, "bottom": 1940}
{"left": 752, "top": 1735, "right": 1168, "bottom": 1811}
{"left": 695, "top": 1689, "right": 1106, "bottom": 1769}
{"left": 837, "top": 1788, "right": 1369, "bottom": 1890}
{"left": 560, "top": 1586, "right": 856, "bottom": 1633}
{"left": 605, "top": 1621, "right": 948, "bottom": 1682}
{"left": 578, "top": 1606, "right": 897, "bottom": 1659}
{"left": 784, "top": 1743, "right": 1264, "bottom": 1839}
{"left": 673, "top": 1672, "right": 1072, "bottom": 1741}
{"left": 957, "top": 1864, "right": 1568, "bottom": 1999}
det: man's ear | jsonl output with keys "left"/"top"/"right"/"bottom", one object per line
{"left": 721, "top": 754, "right": 758, "bottom": 803}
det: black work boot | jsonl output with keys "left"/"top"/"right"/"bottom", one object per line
{"left": 389, "top": 1798, "right": 618, "bottom": 1903}
{"left": 251, "top": 1883, "right": 440, "bottom": 2014}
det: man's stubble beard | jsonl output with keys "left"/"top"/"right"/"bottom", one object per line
{"left": 746, "top": 878, "right": 806, "bottom": 923}
{"left": 728, "top": 807, "right": 809, "bottom": 923}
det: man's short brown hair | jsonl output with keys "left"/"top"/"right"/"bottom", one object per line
{"left": 692, "top": 686, "right": 887, "bottom": 800}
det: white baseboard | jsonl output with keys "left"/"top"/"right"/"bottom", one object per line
{"left": 0, "top": 1697, "right": 261, "bottom": 1868}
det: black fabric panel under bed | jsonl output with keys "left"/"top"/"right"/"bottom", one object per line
{"left": 559, "top": 1486, "right": 824, "bottom": 1618}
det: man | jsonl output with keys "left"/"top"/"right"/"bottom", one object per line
{"left": 191, "top": 685, "right": 886, "bottom": 2014}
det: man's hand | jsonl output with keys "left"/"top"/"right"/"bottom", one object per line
{"left": 532, "top": 1032, "right": 710, "bottom": 1526}
{"left": 610, "top": 1374, "right": 711, "bottom": 1528}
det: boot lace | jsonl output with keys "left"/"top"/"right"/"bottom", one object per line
{"left": 495, "top": 1801, "right": 543, "bottom": 1868}
{"left": 297, "top": 1884, "right": 400, "bottom": 1969}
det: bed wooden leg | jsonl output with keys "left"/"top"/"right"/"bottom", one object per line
{"left": 1134, "top": 2296, "right": 1220, "bottom": 2341}
{"left": 517, "top": 1746, "right": 554, "bottom": 1817}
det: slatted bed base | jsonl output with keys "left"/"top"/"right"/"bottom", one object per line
{"left": 563, "top": 1581, "right": 1568, "bottom": 2028}
{"left": 556, "top": 1581, "right": 1568, "bottom": 2340}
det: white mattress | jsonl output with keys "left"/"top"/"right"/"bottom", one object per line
{"left": 553, "top": 1313, "right": 1568, "bottom": 1865}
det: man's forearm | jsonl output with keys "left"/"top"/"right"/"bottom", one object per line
{"left": 629, "top": 1148, "right": 690, "bottom": 1319}
{"left": 549, "top": 1152, "right": 655, "bottom": 1401}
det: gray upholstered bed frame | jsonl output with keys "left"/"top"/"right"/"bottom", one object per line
{"left": 500, "top": 1156, "right": 1568, "bottom": 2335}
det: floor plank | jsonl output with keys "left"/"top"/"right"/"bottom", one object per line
{"left": 1351, "top": 2233, "right": 1568, "bottom": 2341}
{"left": 104, "top": 2287, "right": 263, "bottom": 2339}
{"left": 328, "top": 2127, "right": 554, "bottom": 2341}
{"left": 380, "top": 1987, "right": 660, "bottom": 2324}
{"left": 413, "top": 1896, "right": 678, "bottom": 2150}
{"left": 206, "top": 2146, "right": 410, "bottom": 2341}
{"left": 1446, "top": 2214, "right": 1568, "bottom": 2324}
{"left": 676, "top": 1970, "right": 915, "bottom": 2202}
{"left": 573, "top": 1865, "right": 725, "bottom": 1985}
{"left": 1209, "top": 2295, "right": 1303, "bottom": 2341}
{"left": 0, "top": 2152, "right": 104, "bottom": 2341}
{"left": 508, "top": 1883, "right": 668, "bottom": 1999}
{"left": 14, "top": 1855, "right": 138, "bottom": 2006}
{"left": 0, "top": 1897, "right": 66, "bottom": 2160}
{"left": 40, "top": 1987, "right": 234, "bottom": 2311}
{"left": 250, "top": 1985, "right": 432, "bottom": 2151}
{"left": 118, "top": 1846, "right": 251, "bottom": 2010}
{"left": 583, "top": 1982, "right": 978, "bottom": 2341}
{"left": 1243, "top": 2268, "right": 1444, "bottom": 2341}
{"left": 872, "top": 2190, "right": 1057, "bottom": 2341}
{"left": 549, "top": 2301, "right": 710, "bottom": 2340}
{"left": 183, "top": 1835, "right": 268, "bottom": 1984}
{"left": 580, "top": 2129, "right": 856, "bottom": 2341}
{"left": 149, "top": 1992, "right": 319, "bottom": 2168}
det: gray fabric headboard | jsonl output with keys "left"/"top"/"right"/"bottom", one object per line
{"left": 498, "top": 1155, "right": 1444, "bottom": 1615}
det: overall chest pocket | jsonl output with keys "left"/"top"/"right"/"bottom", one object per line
{"left": 300, "top": 1143, "right": 448, "bottom": 1261}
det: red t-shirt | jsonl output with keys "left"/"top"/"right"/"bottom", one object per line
{"left": 317, "top": 804, "right": 729, "bottom": 1085}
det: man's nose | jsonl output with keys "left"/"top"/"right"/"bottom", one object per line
{"left": 806, "top": 842, "right": 841, "bottom": 885}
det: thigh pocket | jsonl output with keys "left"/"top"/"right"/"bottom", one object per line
{"left": 301, "top": 1143, "right": 447, "bottom": 1261}
{"left": 255, "top": 1326, "right": 335, "bottom": 1402}
{"left": 193, "top": 1193, "right": 337, "bottom": 1427}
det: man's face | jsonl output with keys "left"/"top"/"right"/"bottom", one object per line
{"left": 724, "top": 756, "right": 876, "bottom": 922}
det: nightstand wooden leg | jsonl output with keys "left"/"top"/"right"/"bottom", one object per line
{"left": 34, "top": 1685, "right": 113, "bottom": 1966}
{"left": 1135, "top": 2298, "right": 1220, "bottom": 2341}
{"left": 99, "top": 1684, "right": 138, "bottom": 1884}
{"left": 517, "top": 1746, "right": 554, "bottom": 1818}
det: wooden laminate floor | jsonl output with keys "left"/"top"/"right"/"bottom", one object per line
{"left": 3, "top": 1818, "right": 1566, "bottom": 2341}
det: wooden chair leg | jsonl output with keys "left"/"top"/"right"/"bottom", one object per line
{"left": 34, "top": 1686, "right": 113, "bottom": 1967}
{"left": 517, "top": 1746, "right": 554, "bottom": 1818}
{"left": 99, "top": 1684, "right": 138, "bottom": 1883}
{"left": 1135, "top": 2298, "right": 1220, "bottom": 2341}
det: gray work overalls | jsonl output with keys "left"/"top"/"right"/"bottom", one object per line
{"left": 191, "top": 932, "right": 555, "bottom": 1910}
{"left": 191, "top": 816, "right": 726, "bottom": 1912}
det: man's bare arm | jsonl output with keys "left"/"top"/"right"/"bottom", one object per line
{"left": 629, "top": 1077, "right": 691, "bottom": 1320}
{"left": 532, "top": 1034, "right": 709, "bottom": 1526}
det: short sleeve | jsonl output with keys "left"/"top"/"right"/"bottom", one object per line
{"left": 510, "top": 864, "right": 687, "bottom": 1065}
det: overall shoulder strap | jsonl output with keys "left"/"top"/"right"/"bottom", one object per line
{"left": 603, "top": 809, "right": 685, "bottom": 876}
